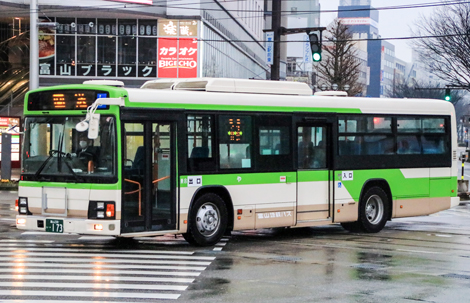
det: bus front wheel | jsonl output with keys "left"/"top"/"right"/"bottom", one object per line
{"left": 357, "top": 186, "right": 389, "bottom": 233}
{"left": 183, "top": 193, "right": 228, "bottom": 246}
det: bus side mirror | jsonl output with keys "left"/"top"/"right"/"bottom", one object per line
{"left": 88, "top": 113, "right": 100, "bottom": 139}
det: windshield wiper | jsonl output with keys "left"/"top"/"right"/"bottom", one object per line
{"left": 34, "top": 150, "right": 65, "bottom": 179}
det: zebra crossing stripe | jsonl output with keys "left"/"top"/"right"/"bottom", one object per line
{"left": 0, "top": 251, "right": 215, "bottom": 260}
{"left": 0, "top": 257, "right": 212, "bottom": 266}
{"left": 0, "top": 239, "right": 54, "bottom": 243}
{"left": 0, "top": 282, "right": 188, "bottom": 291}
{"left": 0, "top": 290, "right": 180, "bottom": 300}
{"left": 0, "top": 268, "right": 201, "bottom": 276}
{"left": 0, "top": 236, "right": 228, "bottom": 300}
{"left": 0, "top": 246, "right": 195, "bottom": 255}
{"left": 0, "top": 262, "right": 206, "bottom": 271}
{"left": 0, "top": 274, "right": 194, "bottom": 283}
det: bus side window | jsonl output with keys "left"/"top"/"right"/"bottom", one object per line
{"left": 218, "top": 115, "right": 252, "bottom": 169}
{"left": 187, "top": 115, "right": 215, "bottom": 172}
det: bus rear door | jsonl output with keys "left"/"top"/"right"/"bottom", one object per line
{"left": 295, "top": 118, "right": 334, "bottom": 226}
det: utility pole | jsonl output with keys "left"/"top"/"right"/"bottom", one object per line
{"left": 30, "top": 0, "right": 39, "bottom": 90}
{"left": 271, "top": 0, "right": 281, "bottom": 81}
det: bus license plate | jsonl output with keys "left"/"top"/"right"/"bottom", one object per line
{"left": 46, "top": 219, "right": 64, "bottom": 233}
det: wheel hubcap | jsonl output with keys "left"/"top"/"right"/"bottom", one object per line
{"left": 195, "top": 203, "right": 220, "bottom": 237}
{"left": 365, "top": 194, "right": 384, "bottom": 225}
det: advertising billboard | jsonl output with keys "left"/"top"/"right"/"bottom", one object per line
{"left": 158, "top": 38, "right": 198, "bottom": 78}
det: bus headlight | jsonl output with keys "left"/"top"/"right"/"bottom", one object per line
{"left": 18, "top": 197, "right": 30, "bottom": 215}
{"left": 88, "top": 201, "right": 115, "bottom": 220}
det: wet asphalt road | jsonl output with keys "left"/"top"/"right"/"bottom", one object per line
{"left": 1, "top": 190, "right": 470, "bottom": 302}
{"left": 182, "top": 204, "right": 470, "bottom": 303}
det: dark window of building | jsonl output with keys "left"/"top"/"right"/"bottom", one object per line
{"left": 97, "top": 36, "right": 116, "bottom": 77}
{"left": 56, "top": 35, "right": 75, "bottom": 76}
{"left": 77, "top": 36, "right": 96, "bottom": 76}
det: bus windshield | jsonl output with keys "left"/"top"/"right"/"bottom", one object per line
{"left": 22, "top": 115, "right": 116, "bottom": 182}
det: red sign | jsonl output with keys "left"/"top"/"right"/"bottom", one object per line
{"left": 179, "top": 38, "right": 198, "bottom": 78}
{"left": 158, "top": 38, "right": 198, "bottom": 78}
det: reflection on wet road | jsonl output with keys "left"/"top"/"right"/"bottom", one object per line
{"left": 181, "top": 204, "right": 470, "bottom": 303}
{"left": 0, "top": 236, "right": 217, "bottom": 302}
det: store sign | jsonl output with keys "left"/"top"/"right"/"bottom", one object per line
{"left": 266, "top": 31, "right": 274, "bottom": 65}
{"left": 339, "top": 17, "right": 379, "bottom": 29}
{"left": 0, "top": 117, "right": 21, "bottom": 162}
{"left": 106, "top": 0, "right": 153, "bottom": 5}
{"left": 158, "top": 20, "right": 198, "bottom": 37}
{"left": 158, "top": 38, "right": 198, "bottom": 78}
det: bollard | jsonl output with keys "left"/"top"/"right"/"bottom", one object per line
{"left": 463, "top": 157, "right": 465, "bottom": 180}
{"left": 1, "top": 133, "right": 11, "bottom": 181}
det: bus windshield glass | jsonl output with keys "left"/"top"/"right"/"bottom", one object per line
{"left": 22, "top": 115, "right": 116, "bottom": 182}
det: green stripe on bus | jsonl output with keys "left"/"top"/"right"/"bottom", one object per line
{"left": 180, "top": 172, "right": 297, "bottom": 187}
{"left": 340, "top": 169, "right": 457, "bottom": 201}
{"left": 297, "top": 170, "right": 329, "bottom": 182}
{"left": 127, "top": 102, "right": 363, "bottom": 114}
{"left": 19, "top": 181, "right": 120, "bottom": 190}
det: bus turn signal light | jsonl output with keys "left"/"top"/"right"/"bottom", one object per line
{"left": 106, "top": 204, "right": 115, "bottom": 218}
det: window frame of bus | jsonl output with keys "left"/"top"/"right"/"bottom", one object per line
{"left": 335, "top": 114, "right": 451, "bottom": 170}
{"left": 27, "top": 90, "right": 110, "bottom": 111}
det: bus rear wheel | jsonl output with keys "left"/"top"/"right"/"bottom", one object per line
{"left": 183, "top": 193, "right": 228, "bottom": 246}
{"left": 357, "top": 186, "right": 389, "bottom": 233}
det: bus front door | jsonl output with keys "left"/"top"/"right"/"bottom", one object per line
{"left": 122, "top": 121, "right": 177, "bottom": 234}
{"left": 296, "top": 123, "right": 333, "bottom": 225}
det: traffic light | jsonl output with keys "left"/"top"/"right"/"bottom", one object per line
{"left": 444, "top": 88, "right": 451, "bottom": 101}
{"left": 309, "top": 32, "right": 322, "bottom": 62}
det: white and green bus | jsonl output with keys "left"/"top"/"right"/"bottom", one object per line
{"left": 16, "top": 78, "right": 459, "bottom": 246}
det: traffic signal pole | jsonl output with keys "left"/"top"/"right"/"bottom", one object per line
{"left": 271, "top": 0, "right": 281, "bottom": 81}
{"left": 267, "top": 0, "right": 325, "bottom": 81}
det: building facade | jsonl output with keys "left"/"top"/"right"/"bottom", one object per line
{"left": 0, "top": 0, "right": 268, "bottom": 88}
{"left": 284, "top": 0, "right": 320, "bottom": 85}
{"left": 338, "top": 0, "right": 381, "bottom": 97}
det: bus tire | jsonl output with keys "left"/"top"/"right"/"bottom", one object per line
{"left": 358, "top": 186, "right": 389, "bottom": 233}
{"left": 184, "top": 193, "right": 228, "bottom": 246}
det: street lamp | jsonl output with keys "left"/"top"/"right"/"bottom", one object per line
{"left": 331, "top": 83, "right": 338, "bottom": 91}
{"left": 321, "top": 84, "right": 327, "bottom": 91}
{"left": 343, "top": 84, "right": 350, "bottom": 91}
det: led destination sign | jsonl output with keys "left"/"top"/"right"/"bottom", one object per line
{"left": 27, "top": 90, "right": 109, "bottom": 111}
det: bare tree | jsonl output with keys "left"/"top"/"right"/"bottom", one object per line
{"left": 316, "top": 19, "right": 365, "bottom": 96}
{"left": 413, "top": 1, "right": 470, "bottom": 88}
{"left": 387, "top": 79, "right": 463, "bottom": 104}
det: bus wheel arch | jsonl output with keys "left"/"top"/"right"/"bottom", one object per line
{"left": 183, "top": 186, "right": 233, "bottom": 246}
{"left": 357, "top": 179, "right": 392, "bottom": 233}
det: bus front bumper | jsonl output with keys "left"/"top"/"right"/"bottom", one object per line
{"left": 16, "top": 215, "right": 121, "bottom": 236}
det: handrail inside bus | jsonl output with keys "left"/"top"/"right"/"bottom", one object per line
{"left": 123, "top": 176, "right": 169, "bottom": 217}
{"left": 124, "top": 179, "right": 142, "bottom": 216}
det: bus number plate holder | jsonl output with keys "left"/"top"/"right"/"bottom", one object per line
{"left": 46, "top": 219, "right": 64, "bottom": 233}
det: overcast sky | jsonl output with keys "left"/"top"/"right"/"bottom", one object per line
{"left": 319, "top": 0, "right": 436, "bottom": 62}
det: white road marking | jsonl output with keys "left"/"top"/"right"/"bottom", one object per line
{"left": 0, "top": 274, "right": 194, "bottom": 283}
{"left": 0, "top": 257, "right": 211, "bottom": 266}
{"left": 0, "top": 281, "right": 188, "bottom": 291}
{"left": 0, "top": 268, "right": 201, "bottom": 276}
{"left": 0, "top": 290, "right": 180, "bottom": 300}
{"left": 0, "top": 251, "right": 215, "bottom": 260}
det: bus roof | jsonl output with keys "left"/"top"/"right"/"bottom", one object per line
{"left": 125, "top": 85, "right": 455, "bottom": 116}
{"left": 141, "top": 78, "right": 313, "bottom": 96}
